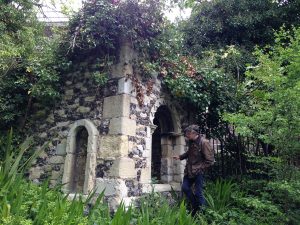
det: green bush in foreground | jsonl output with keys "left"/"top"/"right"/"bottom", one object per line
{"left": 1, "top": 132, "right": 299, "bottom": 224}
{"left": 0, "top": 131, "right": 200, "bottom": 225}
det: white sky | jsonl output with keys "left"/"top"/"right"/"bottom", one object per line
{"left": 38, "top": 0, "right": 191, "bottom": 23}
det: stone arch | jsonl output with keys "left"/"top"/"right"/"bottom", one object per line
{"left": 149, "top": 97, "right": 181, "bottom": 134}
{"left": 152, "top": 105, "right": 174, "bottom": 182}
{"left": 148, "top": 97, "right": 186, "bottom": 185}
{"left": 62, "top": 119, "right": 99, "bottom": 195}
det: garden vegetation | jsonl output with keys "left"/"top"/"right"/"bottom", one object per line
{"left": 0, "top": 0, "right": 299, "bottom": 224}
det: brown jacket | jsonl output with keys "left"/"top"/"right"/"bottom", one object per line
{"left": 179, "top": 136, "right": 214, "bottom": 178}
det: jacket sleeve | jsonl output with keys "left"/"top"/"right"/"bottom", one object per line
{"left": 179, "top": 151, "right": 188, "bottom": 160}
{"left": 200, "top": 140, "right": 215, "bottom": 169}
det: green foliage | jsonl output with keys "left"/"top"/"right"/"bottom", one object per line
{"left": 134, "top": 190, "right": 199, "bottom": 225}
{"left": 161, "top": 54, "right": 237, "bottom": 137}
{"left": 0, "top": 0, "right": 62, "bottom": 131}
{"left": 264, "top": 180, "right": 300, "bottom": 224}
{"left": 65, "top": 0, "right": 165, "bottom": 62}
{"left": 224, "top": 27, "right": 300, "bottom": 157}
{"left": 0, "top": 133, "right": 299, "bottom": 224}
{"left": 0, "top": 2, "right": 299, "bottom": 223}
{"left": 201, "top": 176, "right": 300, "bottom": 225}
{"left": 235, "top": 197, "right": 285, "bottom": 224}
{"left": 244, "top": 154, "right": 300, "bottom": 181}
{"left": 0, "top": 130, "right": 42, "bottom": 222}
{"left": 0, "top": 131, "right": 108, "bottom": 225}
{"left": 181, "top": 0, "right": 300, "bottom": 83}
{"left": 0, "top": 132, "right": 201, "bottom": 224}
{"left": 237, "top": 177, "right": 300, "bottom": 225}
{"left": 184, "top": 0, "right": 300, "bottom": 53}
{"left": 205, "top": 179, "right": 235, "bottom": 213}
{"left": 91, "top": 71, "right": 109, "bottom": 87}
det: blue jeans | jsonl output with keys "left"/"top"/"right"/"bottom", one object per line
{"left": 182, "top": 174, "right": 205, "bottom": 213}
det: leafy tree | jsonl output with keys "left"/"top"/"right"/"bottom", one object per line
{"left": 181, "top": 0, "right": 300, "bottom": 81}
{"left": 183, "top": 0, "right": 300, "bottom": 53}
{"left": 0, "top": 0, "right": 61, "bottom": 132}
{"left": 159, "top": 52, "right": 237, "bottom": 137}
{"left": 224, "top": 27, "right": 300, "bottom": 158}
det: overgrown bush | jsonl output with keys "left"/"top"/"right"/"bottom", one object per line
{"left": 224, "top": 27, "right": 300, "bottom": 158}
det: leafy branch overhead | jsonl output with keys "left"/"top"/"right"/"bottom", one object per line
{"left": 0, "top": 0, "right": 63, "bottom": 131}
{"left": 63, "top": 0, "right": 236, "bottom": 136}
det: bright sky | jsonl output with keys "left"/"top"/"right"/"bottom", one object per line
{"left": 38, "top": 0, "right": 192, "bottom": 23}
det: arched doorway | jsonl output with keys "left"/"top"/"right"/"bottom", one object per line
{"left": 151, "top": 106, "right": 175, "bottom": 183}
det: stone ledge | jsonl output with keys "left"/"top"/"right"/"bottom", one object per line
{"left": 95, "top": 178, "right": 119, "bottom": 196}
{"left": 139, "top": 167, "right": 151, "bottom": 184}
{"left": 118, "top": 77, "right": 134, "bottom": 95}
{"left": 56, "top": 139, "right": 67, "bottom": 155}
{"left": 49, "top": 156, "right": 64, "bottom": 164}
{"left": 142, "top": 182, "right": 181, "bottom": 193}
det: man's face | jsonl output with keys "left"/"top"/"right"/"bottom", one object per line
{"left": 185, "top": 130, "right": 198, "bottom": 141}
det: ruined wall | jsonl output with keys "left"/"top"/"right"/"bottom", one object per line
{"left": 30, "top": 42, "right": 190, "bottom": 209}
{"left": 29, "top": 63, "right": 105, "bottom": 187}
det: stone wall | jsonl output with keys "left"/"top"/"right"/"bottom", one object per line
{"left": 30, "top": 41, "right": 190, "bottom": 209}
{"left": 29, "top": 65, "right": 104, "bottom": 187}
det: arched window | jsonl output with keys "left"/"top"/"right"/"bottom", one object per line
{"left": 71, "top": 127, "right": 88, "bottom": 192}
{"left": 62, "top": 119, "right": 98, "bottom": 195}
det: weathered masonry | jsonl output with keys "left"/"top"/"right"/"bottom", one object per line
{"left": 30, "top": 41, "right": 192, "bottom": 209}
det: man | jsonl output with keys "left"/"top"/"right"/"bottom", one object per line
{"left": 173, "top": 125, "right": 214, "bottom": 215}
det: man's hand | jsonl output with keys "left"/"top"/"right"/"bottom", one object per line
{"left": 173, "top": 156, "right": 180, "bottom": 160}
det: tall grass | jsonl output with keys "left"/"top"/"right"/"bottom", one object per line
{"left": 0, "top": 131, "right": 108, "bottom": 224}
{"left": 3, "top": 131, "right": 288, "bottom": 225}
{"left": 0, "top": 129, "right": 42, "bottom": 221}
{"left": 0, "top": 131, "right": 205, "bottom": 225}
{"left": 205, "top": 179, "right": 236, "bottom": 213}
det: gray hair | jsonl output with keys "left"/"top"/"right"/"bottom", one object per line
{"left": 184, "top": 124, "right": 200, "bottom": 134}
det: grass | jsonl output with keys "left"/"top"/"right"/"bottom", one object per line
{"left": 0, "top": 131, "right": 298, "bottom": 224}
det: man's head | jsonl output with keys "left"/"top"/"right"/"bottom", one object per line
{"left": 184, "top": 125, "right": 200, "bottom": 141}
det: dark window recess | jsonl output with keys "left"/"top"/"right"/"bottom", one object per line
{"left": 71, "top": 127, "right": 88, "bottom": 193}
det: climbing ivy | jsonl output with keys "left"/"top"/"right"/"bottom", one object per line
{"left": 65, "top": 0, "right": 165, "bottom": 62}
{"left": 63, "top": 0, "right": 237, "bottom": 136}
